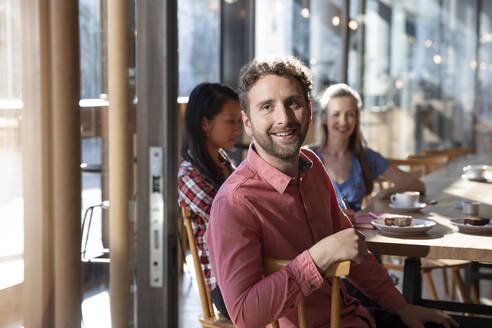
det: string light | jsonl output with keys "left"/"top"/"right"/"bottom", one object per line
{"left": 208, "top": 1, "right": 218, "bottom": 11}
{"left": 395, "top": 78, "right": 404, "bottom": 89}
{"left": 433, "top": 54, "right": 442, "bottom": 65}
{"left": 425, "top": 39, "right": 432, "bottom": 48}
{"left": 348, "top": 19, "right": 359, "bottom": 31}
{"left": 301, "top": 8, "right": 310, "bottom": 18}
{"left": 332, "top": 16, "right": 340, "bottom": 26}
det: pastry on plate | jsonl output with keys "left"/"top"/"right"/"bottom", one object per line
{"left": 463, "top": 217, "right": 490, "bottom": 226}
{"left": 384, "top": 214, "right": 413, "bottom": 227}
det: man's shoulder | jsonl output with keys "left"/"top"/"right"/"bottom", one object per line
{"left": 217, "top": 160, "right": 257, "bottom": 196}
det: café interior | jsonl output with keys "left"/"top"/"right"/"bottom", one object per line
{"left": 1, "top": 0, "right": 492, "bottom": 327}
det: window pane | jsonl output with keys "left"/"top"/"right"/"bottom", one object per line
{"left": 477, "top": 1, "right": 492, "bottom": 153}
{"left": 354, "top": 0, "right": 478, "bottom": 157}
{"left": 79, "top": 0, "right": 102, "bottom": 99}
{"left": 0, "top": 0, "right": 23, "bottom": 304}
{"left": 178, "top": 0, "right": 220, "bottom": 98}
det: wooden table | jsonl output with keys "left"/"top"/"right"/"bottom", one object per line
{"left": 359, "top": 154, "right": 492, "bottom": 327}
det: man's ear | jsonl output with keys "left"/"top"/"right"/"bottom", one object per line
{"left": 308, "top": 101, "right": 312, "bottom": 126}
{"left": 241, "top": 110, "right": 253, "bottom": 137}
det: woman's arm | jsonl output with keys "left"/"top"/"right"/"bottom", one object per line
{"left": 371, "top": 165, "right": 426, "bottom": 201}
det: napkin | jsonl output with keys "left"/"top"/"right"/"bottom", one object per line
{"left": 354, "top": 212, "right": 392, "bottom": 229}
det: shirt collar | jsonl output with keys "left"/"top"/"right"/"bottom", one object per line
{"left": 246, "top": 143, "right": 313, "bottom": 194}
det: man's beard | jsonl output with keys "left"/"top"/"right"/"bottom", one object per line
{"left": 251, "top": 121, "right": 308, "bottom": 159}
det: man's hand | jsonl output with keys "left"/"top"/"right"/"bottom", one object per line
{"left": 342, "top": 208, "right": 355, "bottom": 224}
{"left": 308, "top": 228, "right": 367, "bottom": 272}
{"left": 395, "top": 304, "right": 459, "bottom": 328}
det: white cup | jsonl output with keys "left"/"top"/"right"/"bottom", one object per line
{"left": 390, "top": 191, "right": 420, "bottom": 208}
{"left": 462, "top": 201, "right": 480, "bottom": 215}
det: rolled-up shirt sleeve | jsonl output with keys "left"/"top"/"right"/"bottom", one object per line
{"left": 206, "top": 192, "right": 325, "bottom": 328}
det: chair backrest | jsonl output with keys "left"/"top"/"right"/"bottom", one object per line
{"left": 181, "top": 207, "right": 215, "bottom": 319}
{"left": 389, "top": 155, "right": 448, "bottom": 176}
{"left": 181, "top": 207, "right": 236, "bottom": 328}
{"left": 423, "top": 146, "right": 470, "bottom": 162}
{"left": 262, "top": 259, "right": 350, "bottom": 328}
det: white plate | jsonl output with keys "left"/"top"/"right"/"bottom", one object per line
{"left": 371, "top": 218, "right": 436, "bottom": 236}
{"left": 460, "top": 174, "right": 492, "bottom": 183}
{"left": 388, "top": 202, "right": 427, "bottom": 212}
{"left": 450, "top": 219, "right": 492, "bottom": 235}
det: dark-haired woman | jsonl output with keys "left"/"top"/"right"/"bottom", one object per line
{"left": 310, "top": 83, "right": 424, "bottom": 213}
{"left": 178, "top": 83, "right": 241, "bottom": 319}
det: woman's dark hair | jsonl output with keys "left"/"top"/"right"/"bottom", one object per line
{"left": 319, "top": 83, "right": 374, "bottom": 196}
{"left": 181, "top": 82, "right": 239, "bottom": 188}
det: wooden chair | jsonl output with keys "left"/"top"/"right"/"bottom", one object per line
{"left": 389, "top": 155, "right": 448, "bottom": 176}
{"left": 383, "top": 256, "right": 478, "bottom": 303}
{"left": 423, "top": 146, "right": 471, "bottom": 162}
{"left": 181, "top": 207, "right": 235, "bottom": 328}
{"left": 262, "top": 259, "right": 350, "bottom": 328}
{"left": 177, "top": 211, "right": 189, "bottom": 276}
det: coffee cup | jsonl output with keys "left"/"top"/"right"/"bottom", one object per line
{"left": 462, "top": 201, "right": 480, "bottom": 215}
{"left": 390, "top": 191, "right": 420, "bottom": 208}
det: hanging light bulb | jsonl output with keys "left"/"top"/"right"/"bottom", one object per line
{"left": 301, "top": 8, "right": 310, "bottom": 18}
{"left": 332, "top": 16, "right": 340, "bottom": 26}
{"left": 433, "top": 54, "right": 442, "bottom": 65}
{"left": 348, "top": 19, "right": 359, "bottom": 31}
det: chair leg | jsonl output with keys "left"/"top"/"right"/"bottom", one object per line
{"left": 470, "top": 281, "right": 479, "bottom": 304}
{"left": 423, "top": 271, "right": 439, "bottom": 300}
{"left": 452, "top": 268, "right": 470, "bottom": 303}
{"left": 331, "top": 277, "right": 341, "bottom": 328}
{"left": 441, "top": 268, "right": 449, "bottom": 296}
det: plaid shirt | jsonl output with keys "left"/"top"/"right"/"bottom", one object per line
{"left": 178, "top": 149, "right": 234, "bottom": 291}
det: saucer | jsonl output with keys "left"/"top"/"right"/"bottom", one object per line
{"left": 450, "top": 219, "right": 492, "bottom": 235}
{"left": 371, "top": 218, "right": 436, "bottom": 236}
{"left": 461, "top": 174, "right": 492, "bottom": 183}
{"left": 388, "top": 202, "right": 427, "bottom": 212}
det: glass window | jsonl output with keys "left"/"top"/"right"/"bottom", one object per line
{"left": 79, "top": 0, "right": 103, "bottom": 99}
{"left": 351, "top": 0, "right": 479, "bottom": 157}
{"left": 477, "top": 1, "right": 492, "bottom": 153}
{"left": 0, "top": 0, "right": 23, "bottom": 294}
{"left": 178, "top": 0, "right": 220, "bottom": 98}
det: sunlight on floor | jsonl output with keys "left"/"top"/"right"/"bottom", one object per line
{"left": 0, "top": 259, "right": 23, "bottom": 290}
{"left": 82, "top": 291, "right": 111, "bottom": 328}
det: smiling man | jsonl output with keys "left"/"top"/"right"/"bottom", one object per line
{"left": 206, "top": 56, "right": 458, "bottom": 328}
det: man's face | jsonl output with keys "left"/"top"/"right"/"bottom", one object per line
{"left": 241, "top": 74, "right": 311, "bottom": 161}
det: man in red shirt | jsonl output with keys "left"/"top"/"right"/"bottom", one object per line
{"left": 206, "top": 56, "right": 458, "bottom": 328}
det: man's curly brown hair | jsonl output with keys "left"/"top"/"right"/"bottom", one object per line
{"left": 238, "top": 56, "right": 312, "bottom": 114}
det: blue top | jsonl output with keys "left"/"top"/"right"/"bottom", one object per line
{"left": 308, "top": 145, "right": 390, "bottom": 211}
